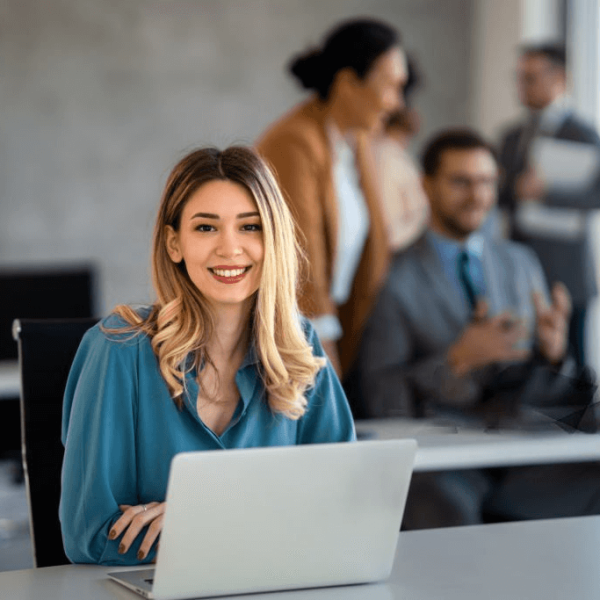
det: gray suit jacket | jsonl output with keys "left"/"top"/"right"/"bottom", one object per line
{"left": 353, "top": 234, "right": 587, "bottom": 424}
{"left": 498, "top": 112, "right": 600, "bottom": 305}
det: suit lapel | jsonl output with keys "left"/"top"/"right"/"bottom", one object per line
{"left": 416, "top": 236, "right": 471, "bottom": 328}
{"left": 553, "top": 112, "right": 578, "bottom": 140}
{"left": 353, "top": 130, "right": 390, "bottom": 295}
{"left": 508, "top": 125, "right": 528, "bottom": 176}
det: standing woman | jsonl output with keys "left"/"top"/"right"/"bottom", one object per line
{"left": 59, "top": 147, "right": 355, "bottom": 566}
{"left": 257, "top": 19, "right": 407, "bottom": 376}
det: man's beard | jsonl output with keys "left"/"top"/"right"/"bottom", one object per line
{"left": 438, "top": 212, "right": 477, "bottom": 240}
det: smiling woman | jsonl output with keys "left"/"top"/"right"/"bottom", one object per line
{"left": 59, "top": 146, "right": 355, "bottom": 566}
{"left": 165, "top": 179, "right": 265, "bottom": 312}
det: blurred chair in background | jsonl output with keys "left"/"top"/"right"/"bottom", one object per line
{"left": 13, "top": 317, "right": 98, "bottom": 567}
{"left": 0, "top": 264, "right": 97, "bottom": 474}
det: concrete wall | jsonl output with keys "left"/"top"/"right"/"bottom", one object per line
{"left": 469, "top": 0, "right": 524, "bottom": 140}
{"left": 0, "top": 0, "right": 474, "bottom": 313}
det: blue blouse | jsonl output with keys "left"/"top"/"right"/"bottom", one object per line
{"left": 59, "top": 311, "right": 356, "bottom": 565}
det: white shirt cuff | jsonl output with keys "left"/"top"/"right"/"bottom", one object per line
{"left": 310, "top": 315, "right": 343, "bottom": 341}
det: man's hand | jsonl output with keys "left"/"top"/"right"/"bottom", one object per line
{"left": 515, "top": 167, "right": 547, "bottom": 201}
{"left": 533, "top": 282, "right": 571, "bottom": 365}
{"left": 109, "top": 502, "right": 166, "bottom": 561}
{"left": 447, "top": 299, "right": 531, "bottom": 376}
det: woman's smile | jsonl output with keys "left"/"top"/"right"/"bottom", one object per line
{"left": 209, "top": 265, "right": 252, "bottom": 283}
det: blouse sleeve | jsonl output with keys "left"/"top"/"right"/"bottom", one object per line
{"left": 59, "top": 323, "right": 156, "bottom": 565}
{"left": 296, "top": 321, "right": 356, "bottom": 444}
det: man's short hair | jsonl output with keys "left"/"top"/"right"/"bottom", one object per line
{"left": 421, "top": 129, "right": 497, "bottom": 176}
{"left": 520, "top": 42, "right": 567, "bottom": 69}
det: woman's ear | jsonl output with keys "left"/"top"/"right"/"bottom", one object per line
{"left": 330, "top": 67, "right": 361, "bottom": 101}
{"left": 165, "top": 225, "right": 183, "bottom": 263}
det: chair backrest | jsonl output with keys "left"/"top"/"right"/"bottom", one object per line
{"left": 0, "top": 265, "right": 96, "bottom": 361}
{"left": 14, "top": 317, "right": 99, "bottom": 567}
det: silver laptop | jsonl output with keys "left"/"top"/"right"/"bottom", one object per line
{"left": 108, "top": 439, "right": 417, "bottom": 600}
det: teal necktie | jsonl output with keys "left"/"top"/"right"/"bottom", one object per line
{"left": 457, "top": 250, "right": 477, "bottom": 310}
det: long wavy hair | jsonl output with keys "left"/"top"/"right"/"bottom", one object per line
{"left": 112, "top": 146, "right": 325, "bottom": 418}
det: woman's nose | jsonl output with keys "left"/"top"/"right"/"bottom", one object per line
{"left": 216, "top": 230, "right": 242, "bottom": 257}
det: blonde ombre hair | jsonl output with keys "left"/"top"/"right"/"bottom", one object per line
{"left": 112, "top": 146, "right": 325, "bottom": 419}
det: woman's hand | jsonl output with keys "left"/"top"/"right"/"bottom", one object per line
{"left": 108, "top": 502, "right": 166, "bottom": 561}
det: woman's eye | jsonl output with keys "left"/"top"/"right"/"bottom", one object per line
{"left": 195, "top": 224, "right": 215, "bottom": 232}
{"left": 242, "top": 223, "right": 262, "bottom": 232}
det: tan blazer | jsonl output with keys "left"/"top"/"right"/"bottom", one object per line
{"left": 256, "top": 97, "right": 390, "bottom": 375}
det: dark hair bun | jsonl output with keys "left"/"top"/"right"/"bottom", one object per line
{"left": 288, "top": 49, "right": 327, "bottom": 91}
{"left": 288, "top": 19, "right": 399, "bottom": 101}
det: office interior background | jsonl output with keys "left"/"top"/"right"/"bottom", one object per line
{"left": 1, "top": 0, "right": 600, "bottom": 569}
{"left": 4, "top": 0, "right": 598, "bottom": 313}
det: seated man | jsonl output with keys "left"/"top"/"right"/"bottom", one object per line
{"left": 354, "top": 129, "right": 598, "bottom": 528}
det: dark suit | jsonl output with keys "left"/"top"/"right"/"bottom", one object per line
{"left": 498, "top": 111, "right": 600, "bottom": 365}
{"left": 354, "top": 234, "right": 590, "bottom": 422}
{"left": 352, "top": 233, "right": 599, "bottom": 529}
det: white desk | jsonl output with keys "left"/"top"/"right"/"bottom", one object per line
{"left": 355, "top": 418, "right": 600, "bottom": 471}
{"left": 1, "top": 516, "right": 598, "bottom": 599}
{"left": 0, "top": 360, "right": 19, "bottom": 399}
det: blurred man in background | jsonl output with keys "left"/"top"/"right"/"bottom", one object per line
{"left": 354, "top": 129, "right": 598, "bottom": 529}
{"left": 498, "top": 43, "right": 600, "bottom": 368}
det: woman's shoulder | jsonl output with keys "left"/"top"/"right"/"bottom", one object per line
{"left": 85, "top": 305, "right": 154, "bottom": 349}
{"left": 257, "top": 98, "right": 328, "bottom": 156}
{"left": 101, "top": 304, "right": 152, "bottom": 327}
{"left": 298, "top": 316, "right": 325, "bottom": 357}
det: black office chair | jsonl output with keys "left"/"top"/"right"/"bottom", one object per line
{"left": 0, "top": 265, "right": 96, "bottom": 466}
{"left": 13, "top": 317, "right": 99, "bottom": 567}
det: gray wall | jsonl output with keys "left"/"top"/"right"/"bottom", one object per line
{"left": 0, "top": 0, "right": 473, "bottom": 314}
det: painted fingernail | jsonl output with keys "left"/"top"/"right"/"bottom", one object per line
{"left": 137, "top": 550, "right": 145, "bottom": 561}
{"left": 118, "top": 544, "right": 126, "bottom": 554}
{"left": 108, "top": 529, "right": 117, "bottom": 540}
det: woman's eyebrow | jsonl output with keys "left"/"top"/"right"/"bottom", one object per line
{"left": 190, "top": 212, "right": 219, "bottom": 219}
{"left": 189, "top": 211, "right": 260, "bottom": 220}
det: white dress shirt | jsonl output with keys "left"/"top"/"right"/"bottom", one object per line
{"left": 311, "top": 123, "right": 370, "bottom": 342}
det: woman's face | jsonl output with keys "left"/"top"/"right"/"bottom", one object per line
{"left": 166, "top": 180, "right": 265, "bottom": 315}
{"left": 344, "top": 47, "right": 408, "bottom": 131}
